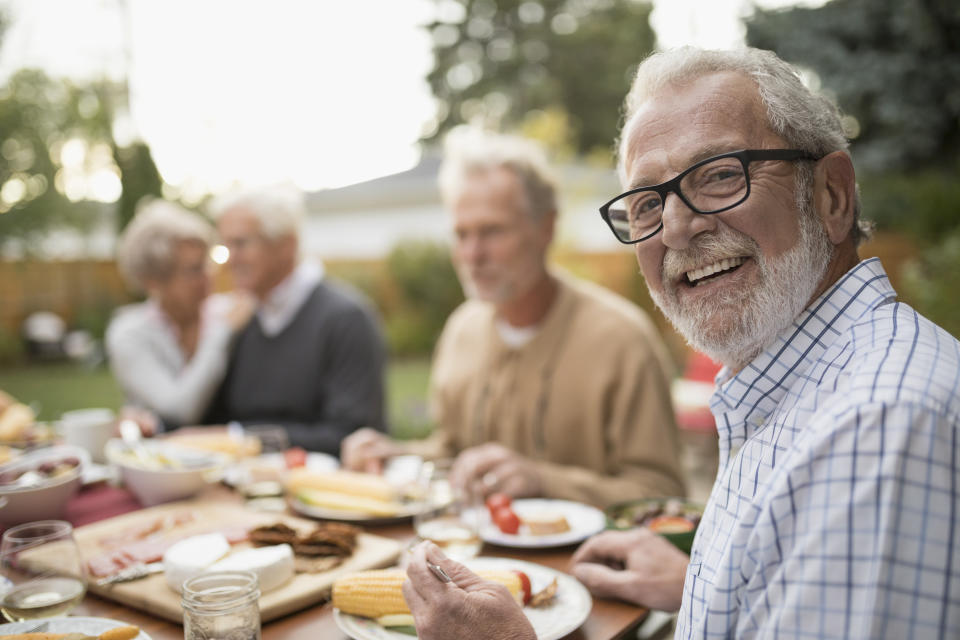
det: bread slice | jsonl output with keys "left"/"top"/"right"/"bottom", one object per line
{"left": 522, "top": 512, "right": 571, "bottom": 535}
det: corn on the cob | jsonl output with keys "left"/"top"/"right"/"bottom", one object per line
{"left": 286, "top": 469, "right": 398, "bottom": 502}
{"left": 296, "top": 488, "right": 402, "bottom": 516}
{"left": 332, "top": 569, "right": 523, "bottom": 619}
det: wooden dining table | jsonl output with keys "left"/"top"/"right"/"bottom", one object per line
{"left": 67, "top": 484, "right": 649, "bottom": 640}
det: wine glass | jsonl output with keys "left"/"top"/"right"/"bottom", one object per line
{"left": 0, "top": 520, "right": 87, "bottom": 621}
{"left": 412, "top": 459, "right": 482, "bottom": 561}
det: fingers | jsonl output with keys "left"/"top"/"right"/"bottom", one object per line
{"left": 404, "top": 542, "right": 451, "bottom": 603}
{"left": 450, "top": 445, "right": 505, "bottom": 496}
{"left": 451, "top": 444, "right": 527, "bottom": 500}
{"left": 571, "top": 529, "right": 632, "bottom": 566}
{"left": 570, "top": 562, "right": 639, "bottom": 602}
{"left": 341, "top": 428, "right": 390, "bottom": 472}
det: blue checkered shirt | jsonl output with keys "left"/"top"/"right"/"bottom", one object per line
{"left": 676, "top": 258, "right": 960, "bottom": 639}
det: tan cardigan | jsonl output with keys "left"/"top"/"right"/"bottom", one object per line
{"left": 409, "top": 271, "right": 686, "bottom": 508}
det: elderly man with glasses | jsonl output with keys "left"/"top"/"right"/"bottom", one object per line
{"left": 402, "top": 47, "right": 960, "bottom": 640}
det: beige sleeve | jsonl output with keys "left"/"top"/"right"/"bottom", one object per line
{"left": 396, "top": 314, "right": 460, "bottom": 461}
{"left": 534, "top": 336, "right": 686, "bottom": 509}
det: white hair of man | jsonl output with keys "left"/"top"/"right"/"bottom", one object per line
{"left": 208, "top": 185, "right": 305, "bottom": 241}
{"left": 438, "top": 128, "right": 558, "bottom": 221}
{"left": 620, "top": 46, "right": 872, "bottom": 246}
{"left": 116, "top": 199, "right": 213, "bottom": 292}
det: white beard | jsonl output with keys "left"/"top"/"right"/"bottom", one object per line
{"left": 648, "top": 205, "right": 834, "bottom": 370}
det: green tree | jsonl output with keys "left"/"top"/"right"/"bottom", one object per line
{"left": 423, "top": 0, "right": 656, "bottom": 157}
{"left": 0, "top": 70, "right": 110, "bottom": 253}
{"left": 114, "top": 140, "right": 162, "bottom": 231}
{"left": 746, "top": 0, "right": 960, "bottom": 173}
{"left": 0, "top": 71, "right": 163, "bottom": 252}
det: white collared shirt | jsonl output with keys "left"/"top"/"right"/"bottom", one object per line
{"left": 257, "top": 261, "right": 324, "bottom": 336}
{"left": 676, "top": 258, "right": 960, "bottom": 639}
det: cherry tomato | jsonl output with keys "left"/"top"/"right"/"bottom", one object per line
{"left": 283, "top": 447, "right": 308, "bottom": 468}
{"left": 485, "top": 492, "right": 512, "bottom": 515}
{"left": 514, "top": 570, "right": 532, "bottom": 605}
{"left": 493, "top": 506, "right": 520, "bottom": 535}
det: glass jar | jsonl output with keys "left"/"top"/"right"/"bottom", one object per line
{"left": 181, "top": 571, "right": 261, "bottom": 640}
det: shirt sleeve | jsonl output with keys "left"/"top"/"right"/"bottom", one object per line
{"left": 734, "top": 400, "right": 960, "bottom": 639}
{"left": 107, "top": 316, "right": 234, "bottom": 426}
{"left": 533, "top": 335, "right": 686, "bottom": 508}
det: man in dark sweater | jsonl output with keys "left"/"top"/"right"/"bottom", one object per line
{"left": 204, "top": 187, "right": 386, "bottom": 455}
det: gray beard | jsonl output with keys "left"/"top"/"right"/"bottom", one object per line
{"left": 648, "top": 207, "right": 834, "bottom": 371}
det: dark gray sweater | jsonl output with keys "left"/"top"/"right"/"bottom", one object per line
{"left": 204, "top": 279, "right": 387, "bottom": 455}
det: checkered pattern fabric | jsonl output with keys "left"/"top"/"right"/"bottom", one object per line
{"left": 676, "top": 258, "right": 960, "bottom": 639}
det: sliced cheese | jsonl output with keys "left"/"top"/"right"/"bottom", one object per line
{"left": 163, "top": 532, "right": 231, "bottom": 593}
{"left": 208, "top": 543, "right": 295, "bottom": 592}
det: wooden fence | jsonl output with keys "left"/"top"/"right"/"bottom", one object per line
{"left": 0, "top": 232, "right": 918, "bottom": 363}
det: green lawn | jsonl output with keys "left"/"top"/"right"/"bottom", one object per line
{"left": 0, "top": 358, "right": 433, "bottom": 441}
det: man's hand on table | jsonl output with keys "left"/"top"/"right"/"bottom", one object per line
{"left": 570, "top": 528, "right": 688, "bottom": 612}
{"left": 340, "top": 427, "right": 404, "bottom": 474}
{"left": 404, "top": 541, "right": 536, "bottom": 640}
{"left": 450, "top": 443, "right": 542, "bottom": 501}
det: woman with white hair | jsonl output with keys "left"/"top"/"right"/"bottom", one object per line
{"left": 106, "top": 200, "right": 255, "bottom": 430}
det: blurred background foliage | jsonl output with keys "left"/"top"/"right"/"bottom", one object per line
{"left": 746, "top": 0, "right": 960, "bottom": 337}
{"left": 422, "top": 0, "right": 655, "bottom": 158}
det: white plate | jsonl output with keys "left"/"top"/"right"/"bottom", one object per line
{"left": 0, "top": 615, "right": 152, "bottom": 638}
{"left": 287, "top": 496, "right": 420, "bottom": 525}
{"left": 474, "top": 499, "right": 606, "bottom": 548}
{"left": 334, "top": 556, "right": 592, "bottom": 640}
{"left": 287, "top": 456, "right": 426, "bottom": 524}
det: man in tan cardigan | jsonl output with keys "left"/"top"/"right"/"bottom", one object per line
{"left": 342, "top": 130, "right": 684, "bottom": 508}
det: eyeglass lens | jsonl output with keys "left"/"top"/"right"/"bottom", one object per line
{"left": 607, "top": 155, "right": 748, "bottom": 242}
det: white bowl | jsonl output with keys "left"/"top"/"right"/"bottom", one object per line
{"left": 105, "top": 438, "right": 226, "bottom": 507}
{"left": 0, "top": 444, "right": 89, "bottom": 526}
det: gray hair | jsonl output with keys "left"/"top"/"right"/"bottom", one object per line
{"left": 621, "top": 47, "right": 872, "bottom": 246}
{"left": 438, "top": 128, "right": 558, "bottom": 221}
{"left": 208, "top": 185, "right": 305, "bottom": 240}
{"left": 116, "top": 199, "right": 213, "bottom": 292}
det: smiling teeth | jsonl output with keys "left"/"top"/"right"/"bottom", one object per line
{"left": 686, "top": 257, "right": 746, "bottom": 284}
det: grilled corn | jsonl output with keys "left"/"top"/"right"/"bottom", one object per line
{"left": 332, "top": 568, "right": 523, "bottom": 620}
{"left": 296, "top": 488, "right": 402, "bottom": 516}
{"left": 286, "top": 468, "right": 398, "bottom": 502}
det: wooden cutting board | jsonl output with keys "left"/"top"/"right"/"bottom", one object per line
{"left": 74, "top": 498, "right": 404, "bottom": 623}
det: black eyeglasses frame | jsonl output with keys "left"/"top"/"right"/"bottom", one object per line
{"left": 598, "top": 148, "right": 822, "bottom": 245}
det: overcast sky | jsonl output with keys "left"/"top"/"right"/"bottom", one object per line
{"left": 0, "top": 0, "right": 828, "bottom": 198}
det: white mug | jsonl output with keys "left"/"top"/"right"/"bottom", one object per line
{"left": 60, "top": 408, "right": 116, "bottom": 463}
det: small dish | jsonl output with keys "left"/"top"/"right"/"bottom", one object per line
{"left": 471, "top": 499, "right": 607, "bottom": 549}
{"left": 605, "top": 496, "right": 704, "bottom": 553}
{"left": 0, "top": 615, "right": 151, "bottom": 638}
{"left": 105, "top": 438, "right": 227, "bottom": 506}
{"left": 0, "top": 444, "right": 89, "bottom": 525}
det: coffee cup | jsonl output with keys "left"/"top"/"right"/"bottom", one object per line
{"left": 60, "top": 408, "right": 116, "bottom": 463}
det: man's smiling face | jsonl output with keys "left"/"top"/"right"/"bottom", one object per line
{"left": 623, "top": 71, "right": 833, "bottom": 368}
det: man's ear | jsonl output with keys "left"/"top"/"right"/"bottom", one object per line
{"left": 813, "top": 151, "right": 857, "bottom": 244}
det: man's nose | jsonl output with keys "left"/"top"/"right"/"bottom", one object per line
{"left": 659, "top": 192, "right": 717, "bottom": 250}
{"left": 457, "top": 235, "right": 484, "bottom": 262}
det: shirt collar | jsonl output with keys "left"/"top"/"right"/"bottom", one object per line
{"left": 710, "top": 258, "right": 896, "bottom": 450}
{"left": 257, "top": 261, "right": 324, "bottom": 336}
